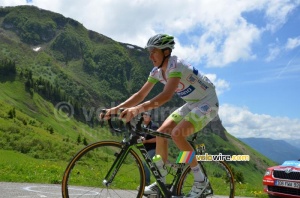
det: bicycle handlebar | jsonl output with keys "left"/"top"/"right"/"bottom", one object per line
{"left": 101, "top": 108, "right": 199, "bottom": 142}
{"left": 101, "top": 109, "right": 137, "bottom": 135}
{"left": 101, "top": 109, "right": 174, "bottom": 141}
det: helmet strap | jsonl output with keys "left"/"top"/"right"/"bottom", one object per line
{"left": 158, "top": 49, "right": 171, "bottom": 69}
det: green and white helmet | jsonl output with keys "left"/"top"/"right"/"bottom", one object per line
{"left": 145, "top": 34, "right": 175, "bottom": 50}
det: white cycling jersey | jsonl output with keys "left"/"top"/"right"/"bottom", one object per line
{"left": 147, "top": 56, "right": 216, "bottom": 103}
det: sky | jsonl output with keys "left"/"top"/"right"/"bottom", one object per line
{"left": 1, "top": 0, "right": 300, "bottom": 144}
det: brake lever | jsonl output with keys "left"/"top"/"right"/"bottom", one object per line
{"left": 100, "top": 109, "right": 122, "bottom": 133}
{"left": 101, "top": 108, "right": 144, "bottom": 136}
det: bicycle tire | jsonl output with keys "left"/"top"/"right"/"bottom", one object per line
{"left": 176, "top": 161, "right": 235, "bottom": 198}
{"left": 62, "top": 141, "right": 146, "bottom": 198}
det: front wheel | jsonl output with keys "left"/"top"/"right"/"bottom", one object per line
{"left": 176, "top": 161, "right": 235, "bottom": 198}
{"left": 62, "top": 141, "right": 145, "bottom": 198}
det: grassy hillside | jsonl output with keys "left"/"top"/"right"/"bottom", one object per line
{"left": 0, "top": 80, "right": 271, "bottom": 196}
{"left": 0, "top": 5, "right": 276, "bottom": 197}
{"left": 0, "top": 5, "right": 183, "bottom": 123}
{"left": 0, "top": 149, "right": 65, "bottom": 184}
{"left": 0, "top": 80, "right": 121, "bottom": 158}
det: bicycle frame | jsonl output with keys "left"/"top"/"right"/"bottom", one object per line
{"left": 62, "top": 111, "right": 235, "bottom": 198}
{"left": 103, "top": 118, "right": 198, "bottom": 198}
{"left": 102, "top": 135, "right": 171, "bottom": 197}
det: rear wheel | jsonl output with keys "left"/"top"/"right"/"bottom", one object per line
{"left": 62, "top": 141, "right": 145, "bottom": 198}
{"left": 177, "top": 161, "right": 235, "bottom": 198}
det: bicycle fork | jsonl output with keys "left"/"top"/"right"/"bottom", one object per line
{"left": 102, "top": 144, "right": 132, "bottom": 187}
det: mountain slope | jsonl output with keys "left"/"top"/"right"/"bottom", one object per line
{"left": 289, "top": 139, "right": 300, "bottom": 149}
{"left": 240, "top": 138, "right": 300, "bottom": 164}
{"left": 0, "top": 5, "right": 276, "bottom": 197}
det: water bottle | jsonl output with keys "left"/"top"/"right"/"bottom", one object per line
{"left": 153, "top": 155, "right": 167, "bottom": 177}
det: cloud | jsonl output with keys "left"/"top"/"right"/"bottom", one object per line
{"left": 264, "top": 0, "right": 300, "bottom": 32}
{"left": 219, "top": 104, "right": 300, "bottom": 140}
{"left": 1, "top": 0, "right": 300, "bottom": 144}
{"left": 266, "top": 44, "right": 281, "bottom": 62}
{"left": 205, "top": 74, "right": 230, "bottom": 95}
{"left": 2, "top": 0, "right": 299, "bottom": 67}
{"left": 285, "top": 36, "right": 300, "bottom": 50}
{"left": 266, "top": 36, "right": 300, "bottom": 62}
{"left": 264, "top": 36, "right": 300, "bottom": 78}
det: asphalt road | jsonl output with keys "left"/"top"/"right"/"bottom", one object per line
{"left": 0, "top": 182, "right": 253, "bottom": 198}
{"left": 0, "top": 182, "right": 61, "bottom": 198}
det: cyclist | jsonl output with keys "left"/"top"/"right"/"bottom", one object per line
{"left": 102, "top": 34, "right": 219, "bottom": 198}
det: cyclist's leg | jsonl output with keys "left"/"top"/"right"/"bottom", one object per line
{"left": 144, "top": 116, "right": 182, "bottom": 194}
{"left": 177, "top": 161, "right": 235, "bottom": 198}
{"left": 144, "top": 104, "right": 194, "bottom": 194}
{"left": 156, "top": 103, "right": 190, "bottom": 162}
{"left": 171, "top": 97, "right": 219, "bottom": 197}
{"left": 173, "top": 96, "right": 219, "bottom": 167}
{"left": 171, "top": 121, "right": 198, "bottom": 166}
{"left": 155, "top": 119, "right": 176, "bottom": 162}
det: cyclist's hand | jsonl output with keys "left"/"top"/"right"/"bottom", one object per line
{"left": 119, "top": 107, "right": 139, "bottom": 122}
{"left": 141, "top": 137, "right": 147, "bottom": 144}
{"left": 99, "top": 108, "right": 118, "bottom": 120}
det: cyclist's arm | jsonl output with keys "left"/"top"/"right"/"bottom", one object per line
{"left": 115, "top": 81, "right": 155, "bottom": 110}
{"left": 135, "top": 77, "right": 180, "bottom": 112}
{"left": 143, "top": 137, "right": 156, "bottom": 144}
{"left": 101, "top": 81, "right": 155, "bottom": 120}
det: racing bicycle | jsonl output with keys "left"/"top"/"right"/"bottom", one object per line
{"left": 62, "top": 110, "right": 235, "bottom": 198}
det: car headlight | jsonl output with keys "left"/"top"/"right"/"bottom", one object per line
{"left": 264, "top": 170, "right": 271, "bottom": 176}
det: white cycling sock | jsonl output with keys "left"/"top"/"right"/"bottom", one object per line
{"left": 191, "top": 164, "right": 205, "bottom": 182}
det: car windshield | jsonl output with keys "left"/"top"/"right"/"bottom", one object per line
{"left": 281, "top": 160, "right": 300, "bottom": 167}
